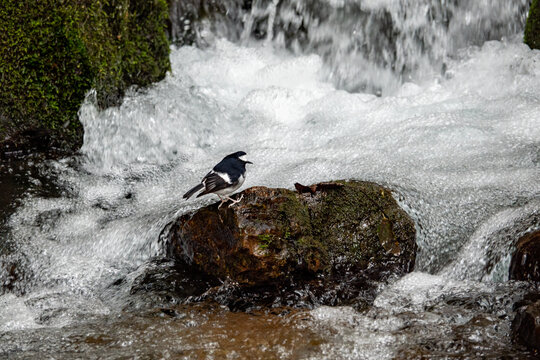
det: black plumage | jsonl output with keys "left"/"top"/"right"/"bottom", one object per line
{"left": 183, "top": 151, "right": 252, "bottom": 208}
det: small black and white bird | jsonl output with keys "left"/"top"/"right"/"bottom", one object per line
{"left": 183, "top": 151, "right": 253, "bottom": 208}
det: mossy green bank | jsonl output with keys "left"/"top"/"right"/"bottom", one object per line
{"left": 0, "top": 0, "right": 170, "bottom": 155}
{"left": 525, "top": 0, "right": 540, "bottom": 50}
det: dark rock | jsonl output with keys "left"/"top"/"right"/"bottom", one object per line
{"left": 525, "top": 0, "right": 540, "bottom": 50}
{"left": 510, "top": 230, "right": 540, "bottom": 282}
{"left": 512, "top": 299, "right": 540, "bottom": 352}
{"left": 125, "top": 258, "right": 220, "bottom": 310}
{"left": 161, "top": 180, "right": 416, "bottom": 309}
{"left": 0, "top": 254, "right": 34, "bottom": 296}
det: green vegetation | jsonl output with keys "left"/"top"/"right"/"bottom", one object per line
{"left": 254, "top": 182, "right": 415, "bottom": 276}
{"left": 0, "top": 0, "right": 170, "bottom": 153}
{"left": 525, "top": 0, "right": 540, "bottom": 50}
{"left": 524, "top": 0, "right": 540, "bottom": 49}
{"left": 294, "top": 181, "right": 415, "bottom": 273}
{"left": 257, "top": 234, "right": 273, "bottom": 250}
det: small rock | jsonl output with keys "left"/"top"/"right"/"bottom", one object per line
{"left": 509, "top": 230, "right": 540, "bottom": 282}
{"left": 512, "top": 299, "right": 540, "bottom": 352}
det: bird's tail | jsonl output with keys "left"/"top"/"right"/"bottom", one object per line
{"left": 183, "top": 183, "right": 204, "bottom": 199}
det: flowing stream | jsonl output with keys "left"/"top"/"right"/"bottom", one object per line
{"left": 1, "top": 0, "right": 540, "bottom": 358}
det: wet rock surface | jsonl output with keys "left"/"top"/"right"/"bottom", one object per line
{"left": 510, "top": 230, "right": 540, "bottom": 282}
{"left": 512, "top": 296, "right": 540, "bottom": 352}
{"left": 125, "top": 258, "right": 220, "bottom": 310}
{"left": 156, "top": 180, "right": 416, "bottom": 310}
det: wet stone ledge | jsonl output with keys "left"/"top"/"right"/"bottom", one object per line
{"left": 510, "top": 229, "right": 540, "bottom": 354}
{"left": 510, "top": 230, "right": 540, "bottom": 282}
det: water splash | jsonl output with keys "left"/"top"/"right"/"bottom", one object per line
{"left": 442, "top": 200, "right": 540, "bottom": 282}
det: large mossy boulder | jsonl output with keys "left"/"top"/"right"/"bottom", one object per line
{"left": 0, "top": 0, "right": 170, "bottom": 156}
{"left": 159, "top": 181, "right": 416, "bottom": 309}
{"left": 525, "top": 0, "right": 540, "bottom": 50}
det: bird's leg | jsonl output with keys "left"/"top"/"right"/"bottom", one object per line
{"left": 227, "top": 194, "right": 244, "bottom": 208}
{"left": 217, "top": 195, "right": 226, "bottom": 209}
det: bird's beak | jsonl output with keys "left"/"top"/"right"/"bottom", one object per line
{"left": 246, "top": 161, "right": 253, "bottom": 164}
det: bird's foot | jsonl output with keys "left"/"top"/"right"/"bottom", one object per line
{"left": 217, "top": 195, "right": 226, "bottom": 209}
{"left": 227, "top": 194, "right": 244, "bottom": 208}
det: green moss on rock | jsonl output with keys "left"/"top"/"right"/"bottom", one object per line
{"left": 166, "top": 181, "right": 416, "bottom": 286}
{"left": 0, "top": 0, "right": 170, "bottom": 154}
{"left": 162, "top": 181, "right": 417, "bottom": 308}
{"left": 525, "top": 0, "right": 540, "bottom": 50}
{"left": 304, "top": 181, "right": 416, "bottom": 274}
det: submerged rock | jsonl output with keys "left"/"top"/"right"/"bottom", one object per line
{"left": 509, "top": 229, "right": 540, "bottom": 353}
{"left": 512, "top": 299, "right": 540, "bottom": 352}
{"left": 509, "top": 230, "right": 540, "bottom": 282}
{"left": 125, "top": 258, "right": 220, "bottom": 310}
{"left": 159, "top": 181, "right": 416, "bottom": 309}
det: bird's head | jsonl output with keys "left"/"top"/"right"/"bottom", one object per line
{"left": 226, "top": 151, "right": 253, "bottom": 164}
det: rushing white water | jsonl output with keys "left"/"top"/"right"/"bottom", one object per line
{"left": 1, "top": 1, "right": 539, "bottom": 358}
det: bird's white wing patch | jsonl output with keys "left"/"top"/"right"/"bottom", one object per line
{"left": 215, "top": 171, "right": 232, "bottom": 184}
{"left": 201, "top": 170, "right": 213, "bottom": 186}
{"left": 238, "top": 155, "right": 248, "bottom": 162}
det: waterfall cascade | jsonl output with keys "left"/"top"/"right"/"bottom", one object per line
{"left": 169, "top": 0, "right": 529, "bottom": 94}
